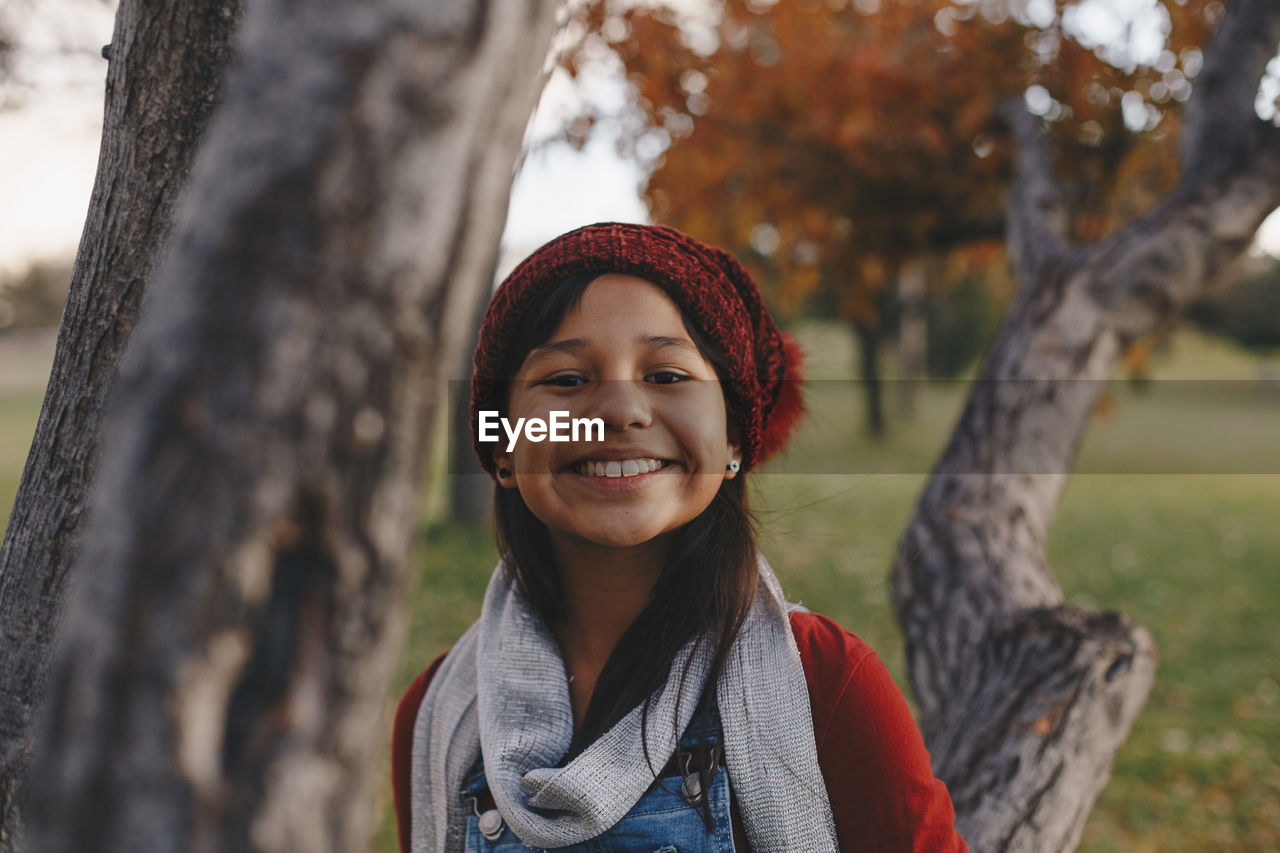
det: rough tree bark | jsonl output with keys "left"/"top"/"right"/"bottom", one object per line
{"left": 892, "top": 2, "right": 1280, "bottom": 850}
{"left": 24, "top": 0, "right": 559, "bottom": 850}
{"left": 0, "top": 1, "right": 240, "bottom": 847}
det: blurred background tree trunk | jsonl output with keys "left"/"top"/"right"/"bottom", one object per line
{"left": 894, "top": 256, "right": 929, "bottom": 420}
{"left": 0, "top": 1, "right": 241, "bottom": 846}
{"left": 449, "top": 285, "right": 496, "bottom": 523}
{"left": 19, "top": 0, "right": 559, "bottom": 850}
{"left": 892, "top": 1, "right": 1280, "bottom": 849}
{"left": 851, "top": 317, "right": 885, "bottom": 439}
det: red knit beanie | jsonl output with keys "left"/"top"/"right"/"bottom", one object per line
{"left": 470, "top": 222, "right": 804, "bottom": 474}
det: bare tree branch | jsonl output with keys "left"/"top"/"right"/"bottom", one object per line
{"left": 1088, "top": 0, "right": 1280, "bottom": 337}
{"left": 998, "top": 99, "right": 1070, "bottom": 283}
{"left": 1181, "top": 0, "right": 1280, "bottom": 180}
{"left": 1082, "top": 162, "right": 1280, "bottom": 339}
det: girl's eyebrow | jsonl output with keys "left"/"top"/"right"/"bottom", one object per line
{"left": 642, "top": 335, "right": 698, "bottom": 353}
{"left": 524, "top": 338, "right": 586, "bottom": 365}
{"left": 526, "top": 335, "right": 696, "bottom": 364}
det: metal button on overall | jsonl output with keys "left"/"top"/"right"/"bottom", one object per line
{"left": 477, "top": 809, "right": 504, "bottom": 842}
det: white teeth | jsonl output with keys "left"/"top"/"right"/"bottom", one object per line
{"left": 575, "top": 458, "right": 665, "bottom": 478}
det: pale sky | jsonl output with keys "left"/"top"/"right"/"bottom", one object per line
{"left": 499, "top": 65, "right": 650, "bottom": 267}
{"left": 1, "top": 0, "right": 1278, "bottom": 278}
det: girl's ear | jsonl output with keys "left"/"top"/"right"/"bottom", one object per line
{"left": 494, "top": 453, "right": 518, "bottom": 489}
{"left": 723, "top": 420, "right": 742, "bottom": 480}
{"left": 723, "top": 436, "right": 742, "bottom": 481}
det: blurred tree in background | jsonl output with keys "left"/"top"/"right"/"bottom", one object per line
{"left": 0, "top": 1, "right": 17, "bottom": 94}
{"left": 1187, "top": 256, "right": 1280, "bottom": 353}
{"left": 927, "top": 275, "right": 1003, "bottom": 378}
{"left": 0, "top": 32, "right": 12, "bottom": 88}
{"left": 0, "top": 261, "right": 70, "bottom": 330}
{"left": 0, "top": 0, "right": 116, "bottom": 111}
{"left": 558, "top": 0, "right": 1226, "bottom": 429}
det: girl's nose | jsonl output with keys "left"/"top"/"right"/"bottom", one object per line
{"left": 592, "top": 380, "right": 653, "bottom": 431}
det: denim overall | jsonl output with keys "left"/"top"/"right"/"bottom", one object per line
{"left": 460, "top": 700, "right": 737, "bottom": 852}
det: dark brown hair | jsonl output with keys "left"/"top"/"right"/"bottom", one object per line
{"left": 490, "top": 272, "right": 759, "bottom": 758}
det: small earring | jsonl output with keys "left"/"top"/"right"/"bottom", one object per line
{"left": 727, "top": 459, "right": 740, "bottom": 474}
{"left": 497, "top": 467, "right": 512, "bottom": 479}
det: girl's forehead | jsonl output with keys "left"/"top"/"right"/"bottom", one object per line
{"left": 519, "top": 275, "right": 716, "bottom": 376}
{"left": 552, "top": 273, "right": 690, "bottom": 336}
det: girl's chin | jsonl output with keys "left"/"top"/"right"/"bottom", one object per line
{"left": 549, "top": 516, "right": 678, "bottom": 551}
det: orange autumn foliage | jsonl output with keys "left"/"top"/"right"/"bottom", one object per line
{"left": 559, "top": 0, "right": 1220, "bottom": 325}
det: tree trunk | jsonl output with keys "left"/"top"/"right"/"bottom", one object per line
{"left": 450, "top": 379, "right": 495, "bottom": 522}
{"left": 892, "top": 2, "right": 1280, "bottom": 849}
{"left": 852, "top": 318, "right": 885, "bottom": 438}
{"left": 450, "top": 274, "right": 497, "bottom": 523}
{"left": 0, "top": 1, "right": 240, "bottom": 846}
{"left": 24, "top": 0, "right": 559, "bottom": 850}
{"left": 895, "top": 257, "right": 928, "bottom": 419}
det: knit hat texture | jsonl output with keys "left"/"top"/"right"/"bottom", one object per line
{"left": 470, "top": 222, "right": 803, "bottom": 474}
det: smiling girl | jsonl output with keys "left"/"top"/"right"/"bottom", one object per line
{"left": 392, "top": 224, "right": 966, "bottom": 852}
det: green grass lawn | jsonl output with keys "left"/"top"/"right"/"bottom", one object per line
{"left": 3, "top": 325, "right": 1277, "bottom": 850}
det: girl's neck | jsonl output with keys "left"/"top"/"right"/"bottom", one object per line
{"left": 550, "top": 533, "right": 671, "bottom": 725}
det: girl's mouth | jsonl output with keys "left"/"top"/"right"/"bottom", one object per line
{"left": 571, "top": 458, "right": 670, "bottom": 478}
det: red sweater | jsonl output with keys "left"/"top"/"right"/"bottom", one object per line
{"left": 391, "top": 611, "right": 967, "bottom": 852}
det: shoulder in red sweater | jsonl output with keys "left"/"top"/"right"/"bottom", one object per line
{"left": 391, "top": 611, "right": 966, "bottom": 852}
{"left": 789, "top": 610, "right": 967, "bottom": 852}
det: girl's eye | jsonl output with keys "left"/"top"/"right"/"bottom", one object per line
{"left": 541, "top": 374, "right": 587, "bottom": 388}
{"left": 646, "top": 371, "right": 688, "bottom": 385}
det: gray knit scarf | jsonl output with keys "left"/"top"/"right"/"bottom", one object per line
{"left": 409, "top": 557, "right": 838, "bottom": 852}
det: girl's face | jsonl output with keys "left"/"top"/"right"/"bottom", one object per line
{"left": 495, "top": 274, "right": 739, "bottom": 551}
